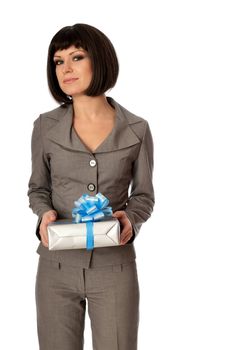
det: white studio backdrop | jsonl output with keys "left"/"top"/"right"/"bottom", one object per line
{"left": 0, "top": 0, "right": 232, "bottom": 349}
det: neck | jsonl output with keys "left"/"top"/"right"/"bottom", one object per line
{"left": 72, "top": 95, "right": 115, "bottom": 121}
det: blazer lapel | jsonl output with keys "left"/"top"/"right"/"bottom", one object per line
{"left": 46, "top": 96, "right": 141, "bottom": 154}
{"left": 46, "top": 105, "right": 87, "bottom": 152}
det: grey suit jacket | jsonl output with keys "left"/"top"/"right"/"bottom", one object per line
{"left": 27, "top": 96, "right": 155, "bottom": 268}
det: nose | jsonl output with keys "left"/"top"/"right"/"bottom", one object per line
{"left": 62, "top": 59, "right": 73, "bottom": 74}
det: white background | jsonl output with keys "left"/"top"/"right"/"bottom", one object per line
{"left": 0, "top": 0, "right": 232, "bottom": 349}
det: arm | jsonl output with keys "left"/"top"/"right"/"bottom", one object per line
{"left": 27, "top": 116, "right": 56, "bottom": 240}
{"left": 124, "top": 120, "right": 155, "bottom": 241}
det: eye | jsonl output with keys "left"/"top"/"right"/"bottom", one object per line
{"left": 53, "top": 55, "right": 86, "bottom": 66}
{"left": 73, "top": 55, "right": 85, "bottom": 61}
{"left": 54, "top": 59, "right": 63, "bottom": 66}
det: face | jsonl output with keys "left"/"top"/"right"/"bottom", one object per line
{"left": 53, "top": 45, "right": 93, "bottom": 97}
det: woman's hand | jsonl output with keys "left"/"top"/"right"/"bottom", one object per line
{"left": 112, "top": 211, "right": 133, "bottom": 245}
{"left": 39, "top": 210, "right": 57, "bottom": 248}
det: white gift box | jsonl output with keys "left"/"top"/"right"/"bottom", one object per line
{"left": 47, "top": 217, "right": 120, "bottom": 250}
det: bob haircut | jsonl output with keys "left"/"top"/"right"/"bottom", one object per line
{"left": 47, "top": 23, "right": 119, "bottom": 105}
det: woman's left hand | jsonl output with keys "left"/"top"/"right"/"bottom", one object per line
{"left": 112, "top": 211, "right": 134, "bottom": 245}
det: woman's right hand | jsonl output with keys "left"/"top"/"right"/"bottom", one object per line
{"left": 39, "top": 210, "right": 57, "bottom": 248}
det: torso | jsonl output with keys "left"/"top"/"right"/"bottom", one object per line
{"left": 73, "top": 112, "right": 116, "bottom": 153}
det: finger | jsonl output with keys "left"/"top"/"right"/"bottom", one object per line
{"left": 40, "top": 227, "right": 48, "bottom": 241}
{"left": 41, "top": 235, "right": 48, "bottom": 247}
{"left": 45, "top": 215, "right": 56, "bottom": 225}
{"left": 120, "top": 236, "right": 130, "bottom": 245}
{"left": 40, "top": 216, "right": 55, "bottom": 248}
{"left": 42, "top": 232, "right": 49, "bottom": 247}
{"left": 120, "top": 222, "right": 131, "bottom": 236}
{"left": 120, "top": 230, "right": 132, "bottom": 244}
{"left": 115, "top": 215, "right": 129, "bottom": 229}
{"left": 114, "top": 212, "right": 132, "bottom": 229}
{"left": 49, "top": 212, "right": 57, "bottom": 220}
{"left": 40, "top": 226, "right": 49, "bottom": 247}
{"left": 42, "top": 241, "right": 48, "bottom": 248}
{"left": 112, "top": 211, "right": 124, "bottom": 219}
{"left": 41, "top": 218, "right": 55, "bottom": 232}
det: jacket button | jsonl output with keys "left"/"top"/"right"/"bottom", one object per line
{"left": 89, "top": 159, "right": 96, "bottom": 167}
{"left": 87, "top": 183, "right": 95, "bottom": 191}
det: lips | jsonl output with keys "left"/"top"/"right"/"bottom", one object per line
{"left": 63, "top": 78, "right": 79, "bottom": 84}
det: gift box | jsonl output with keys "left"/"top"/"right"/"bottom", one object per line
{"left": 48, "top": 217, "right": 120, "bottom": 250}
{"left": 47, "top": 193, "right": 120, "bottom": 250}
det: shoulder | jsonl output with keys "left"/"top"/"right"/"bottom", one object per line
{"left": 36, "top": 103, "right": 70, "bottom": 122}
{"left": 33, "top": 103, "right": 70, "bottom": 128}
{"left": 114, "top": 99, "right": 146, "bottom": 123}
{"left": 41, "top": 103, "right": 70, "bottom": 120}
{"left": 113, "top": 98, "right": 150, "bottom": 139}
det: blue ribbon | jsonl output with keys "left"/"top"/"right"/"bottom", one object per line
{"left": 72, "top": 193, "right": 113, "bottom": 250}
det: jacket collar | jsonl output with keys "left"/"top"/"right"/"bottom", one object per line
{"left": 46, "top": 96, "right": 142, "bottom": 154}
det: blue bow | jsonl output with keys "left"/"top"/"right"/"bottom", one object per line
{"left": 72, "top": 193, "right": 113, "bottom": 250}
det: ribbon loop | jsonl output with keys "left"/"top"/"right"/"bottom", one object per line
{"left": 72, "top": 193, "right": 113, "bottom": 250}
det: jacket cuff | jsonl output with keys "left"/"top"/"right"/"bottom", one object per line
{"left": 34, "top": 205, "right": 56, "bottom": 218}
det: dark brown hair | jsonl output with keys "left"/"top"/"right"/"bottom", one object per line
{"left": 47, "top": 23, "right": 119, "bottom": 105}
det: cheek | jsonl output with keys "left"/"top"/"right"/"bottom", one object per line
{"left": 83, "top": 70, "right": 92, "bottom": 84}
{"left": 84, "top": 62, "right": 93, "bottom": 81}
{"left": 55, "top": 69, "right": 62, "bottom": 85}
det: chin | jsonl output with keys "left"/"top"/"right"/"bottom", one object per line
{"left": 61, "top": 81, "right": 92, "bottom": 97}
{"left": 62, "top": 88, "right": 83, "bottom": 96}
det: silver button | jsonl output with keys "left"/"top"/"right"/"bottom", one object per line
{"left": 89, "top": 159, "right": 96, "bottom": 167}
{"left": 87, "top": 183, "right": 95, "bottom": 191}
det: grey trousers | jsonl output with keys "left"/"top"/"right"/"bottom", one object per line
{"left": 35, "top": 257, "right": 140, "bottom": 350}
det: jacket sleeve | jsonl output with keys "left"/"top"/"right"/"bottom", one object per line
{"left": 125, "top": 120, "right": 155, "bottom": 242}
{"left": 27, "top": 116, "right": 54, "bottom": 240}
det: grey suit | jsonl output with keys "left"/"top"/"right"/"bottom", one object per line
{"left": 28, "top": 96, "right": 155, "bottom": 349}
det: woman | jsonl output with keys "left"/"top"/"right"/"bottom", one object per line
{"left": 28, "top": 23, "right": 155, "bottom": 350}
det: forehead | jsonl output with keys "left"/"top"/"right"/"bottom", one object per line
{"left": 54, "top": 45, "right": 87, "bottom": 57}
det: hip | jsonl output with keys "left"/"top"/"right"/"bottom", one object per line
{"left": 36, "top": 241, "right": 136, "bottom": 269}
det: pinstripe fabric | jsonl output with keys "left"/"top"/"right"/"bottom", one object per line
{"left": 28, "top": 96, "right": 154, "bottom": 349}
{"left": 28, "top": 96, "right": 155, "bottom": 268}
{"left": 36, "top": 257, "right": 139, "bottom": 350}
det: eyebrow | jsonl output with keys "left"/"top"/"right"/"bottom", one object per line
{"left": 53, "top": 49, "right": 85, "bottom": 58}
